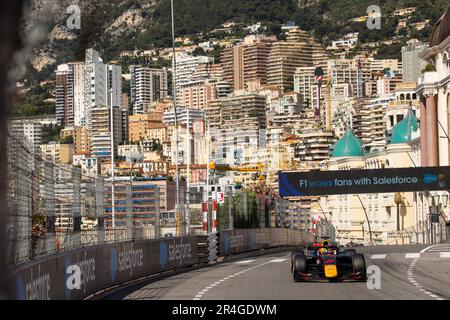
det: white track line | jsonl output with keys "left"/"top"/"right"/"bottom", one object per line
{"left": 405, "top": 253, "right": 421, "bottom": 259}
{"left": 269, "top": 258, "right": 288, "bottom": 263}
{"left": 420, "top": 245, "right": 437, "bottom": 253}
{"left": 370, "top": 254, "right": 387, "bottom": 260}
{"left": 193, "top": 255, "right": 290, "bottom": 300}
{"left": 407, "top": 245, "right": 445, "bottom": 301}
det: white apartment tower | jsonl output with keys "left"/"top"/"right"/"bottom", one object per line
{"left": 174, "top": 54, "right": 213, "bottom": 98}
{"left": 130, "top": 66, "right": 168, "bottom": 114}
{"left": 55, "top": 62, "right": 85, "bottom": 126}
{"left": 82, "top": 49, "right": 122, "bottom": 127}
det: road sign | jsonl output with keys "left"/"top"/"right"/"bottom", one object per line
{"left": 217, "top": 192, "right": 225, "bottom": 204}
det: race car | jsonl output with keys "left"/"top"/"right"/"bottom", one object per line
{"left": 291, "top": 240, "right": 367, "bottom": 282}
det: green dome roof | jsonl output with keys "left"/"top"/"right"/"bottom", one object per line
{"left": 390, "top": 108, "right": 419, "bottom": 144}
{"left": 331, "top": 130, "right": 364, "bottom": 157}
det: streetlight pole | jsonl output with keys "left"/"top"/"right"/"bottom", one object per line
{"left": 361, "top": 221, "right": 365, "bottom": 239}
{"left": 354, "top": 194, "right": 373, "bottom": 245}
{"left": 110, "top": 90, "right": 116, "bottom": 229}
{"left": 395, "top": 192, "right": 402, "bottom": 231}
{"left": 171, "top": 0, "right": 182, "bottom": 236}
{"left": 186, "top": 107, "right": 191, "bottom": 235}
{"left": 205, "top": 121, "right": 211, "bottom": 234}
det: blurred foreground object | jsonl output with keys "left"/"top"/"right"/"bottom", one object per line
{"left": 0, "top": 0, "right": 25, "bottom": 299}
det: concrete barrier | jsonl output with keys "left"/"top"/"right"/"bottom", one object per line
{"left": 9, "top": 228, "right": 314, "bottom": 300}
{"left": 9, "top": 236, "right": 198, "bottom": 300}
{"left": 219, "top": 229, "right": 314, "bottom": 257}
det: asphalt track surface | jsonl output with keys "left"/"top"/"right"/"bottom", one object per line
{"left": 104, "top": 244, "right": 450, "bottom": 300}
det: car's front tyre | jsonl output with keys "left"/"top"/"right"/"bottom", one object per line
{"left": 291, "top": 249, "right": 304, "bottom": 273}
{"left": 293, "top": 254, "right": 307, "bottom": 282}
{"left": 352, "top": 253, "right": 367, "bottom": 280}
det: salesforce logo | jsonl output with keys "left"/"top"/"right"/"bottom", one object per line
{"left": 424, "top": 174, "right": 438, "bottom": 185}
{"left": 110, "top": 248, "right": 118, "bottom": 282}
{"left": 160, "top": 241, "right": 168, "bottom": 268}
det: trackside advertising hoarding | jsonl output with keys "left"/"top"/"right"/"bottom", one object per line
{"left": 279, "top": 166, "right": 450, "bottom": 197}
{"left": 9, "top": 237, "right": 198, "bottom": 300}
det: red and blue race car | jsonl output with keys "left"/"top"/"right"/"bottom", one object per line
{"left": 291, "top": 240, "right": 367, "bottom": 282}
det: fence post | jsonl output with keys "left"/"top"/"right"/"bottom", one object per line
{"left": 243, "top": 191, "right": 248, "bottom": 226}
{"left": 446, "top": 221, "right": 450, "bottom": 243}
{"left": 126, "top": 184, "right": 133, "bottom": 241}
{"left": 96, "top": 177, "right": 105, "bottom": 244}
{"left": 72, "top": 166, "right": 82, "bottom": 249}
{"left": 228, "top": 187, "right": 234, "bottom": 230}
{"left": 258, "top": 194, "right": 265, "bottom": 228}
{"left": 212, "top": 200, "right": 217, "bottom": 233}
{"left": 208, "top": 232, "right": 218, "bottom": 264}
{"left": 155, "top": 187, "right": 161, "bottom": 239}
{"left": 44, "top": 161, "right": 56, "bottom": 256}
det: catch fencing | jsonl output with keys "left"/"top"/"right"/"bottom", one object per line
{"left": 6, "top": 133, "right": 163, "bottom": 265}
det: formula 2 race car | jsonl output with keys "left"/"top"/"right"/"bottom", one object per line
{"left": 291, "top": 240, "right": 367, "bottom": 282}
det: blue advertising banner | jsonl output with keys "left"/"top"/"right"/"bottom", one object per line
{"left": 279, "top": 166, "right": 450, "bottom": 197}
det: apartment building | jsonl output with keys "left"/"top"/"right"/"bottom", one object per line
{"left": 104, "top": 179, "right": 161, "bottom": 227}
{"left": 40, "top": 142, "right": 74, "bottom": 164}
{"left": 83, "top": 49, "right": 122, "bottom": 127}
{"left": 8, "top": 119, "right": 42, "bottom": 153}
{"left": 55, "top": 62, "right": 85, "bottom": 127}
{"left": 221, "top": 36, "right": 275, "bottom": 91}
{"left": 128, "top": 113, "right": 164, "bottom": 143}
{"left": 130, "top": 66, "right": 168, "bottom": 114}
{"left": 267, "top": 29, "right": 328, "bottom": 91}
{"left": 61, "top": 126, "right": 90, "bottom": 155}
{"left": 207, "top": 93, "right": 266, "bottom": 130}
{"left": 179, "top": 82, "right": 217, "bottom": 109}
{"left": 89, "top": 105, "right": 124, "bottom": 158}
{"left": 174, "top": 54, "right": 213, "bottom": 97}
{"left": 402, "top": 43, "right": 428, "bottom": 83}
{"left": 294, "top": 128, "right": 335, "bottom": 162}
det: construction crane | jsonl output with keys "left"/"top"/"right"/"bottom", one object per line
{"left": 209, "top": 162, "right": 267, "bottom": 182}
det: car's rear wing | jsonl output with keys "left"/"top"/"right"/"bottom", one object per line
{"left": 306, "top": 242, "right": 339, "bottom": 249}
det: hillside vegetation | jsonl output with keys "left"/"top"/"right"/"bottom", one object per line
{"left": 18, "top": 0, "right": 449, "bottom": 116}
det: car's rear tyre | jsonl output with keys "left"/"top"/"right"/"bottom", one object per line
{"left": 352, "top": 253, "right": 367, "bottom": 280}
{"left": 344, "top": 249, "right": 357, "bottom": 255}
{"left": 293, "top": 254, "right": 307, "bottom": 282}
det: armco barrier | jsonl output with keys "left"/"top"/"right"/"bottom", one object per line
{"left": 9, "top": 236, "right": 198, "bottom": 300}
{"left": 219, "top": 229, "right": 314, "bottom": 257}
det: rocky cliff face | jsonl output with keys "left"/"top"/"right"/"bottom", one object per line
{"left": 26, "top": 0, "right": 156, "bottom": 71}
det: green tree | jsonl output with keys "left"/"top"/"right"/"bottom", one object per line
{"left": 192, "top": 47, "right": 206, "bottom": 56}
{"left": 61, "top": 135, "right": 74, "bottom": 144}
{"left": 18, "top": 104, "right": 39, "bottom": 117}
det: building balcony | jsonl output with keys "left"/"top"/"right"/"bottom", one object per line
{"left": 418, "top": 71, "right": 440, "bottom": 85}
